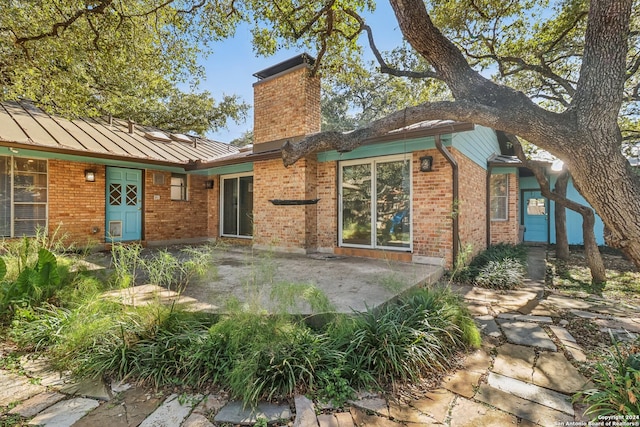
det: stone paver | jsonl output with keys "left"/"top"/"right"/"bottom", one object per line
{"left": 410, "top": 389, "right": 455, "bottom": 422}
{"left": 388, "top": 401, "right": 437, "bottom": 424}
{"left": 533, "top": 352, "right": 590, "bottom": 394}
{"left": 474, "top": 315, "right": 502, "bottom": 338}
{"left": 546, "top": 294, "right": 594, "bottom": 310}
{"left": 548, "top": 325, "right": 577, "bottom": 343}
{"left": 486, "top": 372, "right": 574, "bottom": 415}
{"left": 350, "top": 394, "right": 389, "bottom": 417}
{"left": 448, "top": 396, "right": 518, "bottom": 427}
{"left": 563, "top": 341, "right": 588, "bottom": 362}
{"left": 0, "top": 370, "right": 46, "bottom": 407}
{"left": 497, "top": 320, "right": 557, "bottom": 350}
{"left": 497, "top": 313, "right": 553, "bottom": 323}
{"left": 8, "top": 392, "right": 66, "bottom": 418}
{"left": 60, "top": 378, "right": 112, "bottom": 401}
{"left": 334, "top": 411, "right": 355, "bottom": 427}
{"left": 20, "top": 357, "right": 69, "bottom": 388}
{"left": 191, "top": 394, "right": 228, "bottom": 416}
{"left": 349, "top": 407, "right": 403, "bottom": 427}
{"left": 71, "top": 388, "right": 165, "bottom": 427}
{"left": 213, "top": 401, "right": 292, "bottom": 426}
{"left": 139, "top": 393, "right": 202, "bottom": 427}
{"left": 317, "top": 414, "right": 339, "bottom": 427}
{"left": 293, "top": 395, "right": 318, "bottom": 427}
{"left": 463, "top": 347, "right": 492, "bottom": 374}
{"left": 492, "top": 343, "right": 536, "bottom": 383}
{"left": 442, "top": 369, "right": 483, "bottom": 398}
{"left": 28, "top": 397, "right": 100, "bottom": 427}
{"left": 475, "top": 384, "right": 573, "bottom": 426}
{"left": 182, "top": 413, "right": 214, "bottom": 427}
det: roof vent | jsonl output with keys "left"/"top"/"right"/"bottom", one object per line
{"left": 128, "top": 120, "right": 134, "bottom": 134}
{"left": 169, "top": 133, "right": 193, "bottom": 144}
{"left": 144, "top": 131, "right": 172, "bottom": 142}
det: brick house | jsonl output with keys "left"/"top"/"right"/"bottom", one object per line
{"left": 0, "top": 54, "right": 525, "bottom": 268}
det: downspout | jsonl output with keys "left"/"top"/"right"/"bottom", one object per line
{"left": 486, "top": 164, "right": 493, "bottom": 248}
{"left": 435, "top": 135, "right": 459, "bottom": 267}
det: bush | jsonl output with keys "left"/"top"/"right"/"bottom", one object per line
{"left": 452, "top": 243, "right": 528, "bottom": 287}
{"left": 577, "top": 339, "right": 640, "bottom": 418}
{"left": 332, "top": 286, "right": 480, "bottom": 388}
{"left": 475, "top": 258, "right": 526, "bottom": 289}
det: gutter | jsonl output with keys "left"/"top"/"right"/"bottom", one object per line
{"left": 435, "top": 135, "right": 459, "bottom": 267}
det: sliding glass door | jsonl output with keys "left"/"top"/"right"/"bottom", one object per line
{"left": 221, "top": 174, "right": 253, "bottom": 237}
{"left": 340, "top": 155, "right": 411, "bottom": 250}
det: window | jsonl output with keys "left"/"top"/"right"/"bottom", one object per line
{"left": 170, "top": 173, "right": 187, "bottom": 200}
{"left": 340, "top": 156, "right": 411, "bottom": 250}
{"left": 0, "top": 156, "right": 48, "bottom": 237}
{"left": 221, "top": 174, "right": 253, "bottom": 237}
{"left": 490, "top": 174, "right": 509, "bottom": 220}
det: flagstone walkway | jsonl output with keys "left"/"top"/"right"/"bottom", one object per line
{"left": 2, "top": 246, "right": 640, "bottom": 426}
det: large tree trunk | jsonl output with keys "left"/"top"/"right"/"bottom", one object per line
{"left": 511, "top": 138, "right": 608, "bottom": 284}
{"left": 554, "top": 172, "right": 570, "bottom": 261}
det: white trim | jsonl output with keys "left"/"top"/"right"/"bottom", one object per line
{"left": 338, "top": 154, "right": 413, "bottom": 252}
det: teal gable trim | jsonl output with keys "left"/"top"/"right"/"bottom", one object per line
{"left": 192, "top": 162, "right": 253, "bottom": 176}
{"left": 452, "top": 125, "right": 500, "bottom": 169}
{"left": 0, "top": 146, "right": 187, "bottom": 173}
{"left": 317, "top": 135, "right": 452, "bottom": 162}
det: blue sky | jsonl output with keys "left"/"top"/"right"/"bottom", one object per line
{"left": 200, "top": 1, "right": 404, "bottom": 142}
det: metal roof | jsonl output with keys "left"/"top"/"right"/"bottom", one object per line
{"left": 0, "top": 100, "right": 239, "bottom": 166}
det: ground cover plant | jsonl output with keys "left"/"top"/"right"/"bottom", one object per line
{"left": 550, "top": 246, "right": 640, "bottom": 301}
{"left": 452, "top": 243, "right": 527, "bottom": 289}
{"left": 576, "top": 337, "right": 640, "bottom": 417}
{"left": 0, "top": 238, "right": 481, "bottom": 408}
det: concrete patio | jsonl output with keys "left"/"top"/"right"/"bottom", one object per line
{"left": 102, "top": 245, "right": 445, "bottom": 315}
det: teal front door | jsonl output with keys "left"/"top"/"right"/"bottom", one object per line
{"left": 106, "top": 167, "right": 142, "bottom": 242}
{"left": 522, "top": 190, "right": 548, "bottom": 243}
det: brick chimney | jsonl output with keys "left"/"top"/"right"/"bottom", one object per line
{"left": 251, "top": 54, "right": 320, "bottom": 253}
{"left": 252, "top": 54, "right": 321, "bottom": 150}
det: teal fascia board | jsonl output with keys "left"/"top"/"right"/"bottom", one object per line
{"left": 317, "top": 135, "right": 451, "bottom": 162}
{"left": 191, "top": 162, "right": 254, "bottom": 176}
{"left": 0, "top": 146, "right": 188, "bottom": 173}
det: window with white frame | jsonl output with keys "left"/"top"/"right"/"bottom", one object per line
{"left": 170, "top": 173, "right": 187, "bottom": 201}
{"left": 339, "top": 155, "right": 411, "bottom": 250}
{"left": 490, "top": 174, "right": 509, "bottom": 220}
{"left": 0, "top": 156, "right": 48, "bottom": 237}
{"left": 220, "top": 173, "right": 253, "bottom": 237}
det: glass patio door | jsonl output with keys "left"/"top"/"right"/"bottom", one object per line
{"left": 221, "top": 174, "right": 253, "bottom": 237}
{"left": 340, "top": 156, "right": 411, "bottom": 250}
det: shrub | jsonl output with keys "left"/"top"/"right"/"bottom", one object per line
{"left": 577, "top": 339, "right": 640, "bottom": 418}
{"left": 475, "top": 258, "right": 526, "bottom": 289}
{"left": 335, "top": 286, "right": 480, "bottom": 388}
{"left": 452, "top": 243, "right": 528, "bottom": 286}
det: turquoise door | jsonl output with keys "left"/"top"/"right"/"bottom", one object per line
{"left": 106, "top": 167, "right": 142, "bottom": 242}
{"left": 522, "top": 190, "right": 548, "bottom": 243}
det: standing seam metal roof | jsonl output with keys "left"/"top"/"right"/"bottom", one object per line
{"left": 0, "top": 100, "right": 239, "bottom": 165}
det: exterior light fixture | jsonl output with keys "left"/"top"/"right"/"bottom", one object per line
{"left": 85, "top": 170, "right": 96, "bottom": 182}
{"left": 205, "top": 180, "right": 214, "bottom": 189}
{"left": 419, "top": 155, "right": 433, "bottom": 172}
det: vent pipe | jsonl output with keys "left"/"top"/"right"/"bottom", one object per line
{"left": 128, "top": 120, "right": 134, "bottom": 134}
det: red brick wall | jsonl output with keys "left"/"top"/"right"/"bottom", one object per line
{"left": 144, "top": 171, "right": 209, "bottom": 242}
{"left": 252, "top": 157, "right": 317, "bottom": 251}
{"left": 253, "top": 66, "right": 321, "bottom": 144}
{"left": 490, "top": 172, "right": 520, "bottom": 244}
{"left": 412, "top": 149, "right": 454, "bottom": 266}
{"left": 48, "top": 160, "right": 105, "bottom": 246}
{"left": 316, "top": 161, "right": 337, "bottom": 250}
{"left": 456, "top": 148, "right": 488, "bottom": 261}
